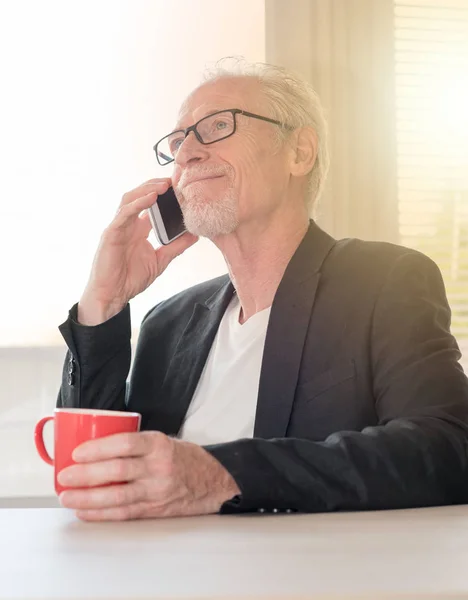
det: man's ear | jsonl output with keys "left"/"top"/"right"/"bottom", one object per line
{"left": 290, "top": 127, "right": 318, "bottom": 177}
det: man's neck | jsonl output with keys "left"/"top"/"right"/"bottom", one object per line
{"left": 213, "top": 213, "right": 310, "bottom": 324}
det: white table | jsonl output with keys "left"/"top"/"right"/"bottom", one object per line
{"left": 1, "top": 505, "right": 468, "bottom": 599}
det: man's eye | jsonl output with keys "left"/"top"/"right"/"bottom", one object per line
{"left": 171, "top": 138, "right": 184, "bottom": 152}
{"left": 214, "top": 120, "right": 228, "bottom": 130}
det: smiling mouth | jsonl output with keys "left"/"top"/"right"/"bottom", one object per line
{"left": 186, "top": 175, "right": 224, "bottom": 185}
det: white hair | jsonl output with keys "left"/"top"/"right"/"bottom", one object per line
{"left": 199, "top": 57, "right": 330, "bottom": 211}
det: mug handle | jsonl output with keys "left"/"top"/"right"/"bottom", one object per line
{"left": 34, "top": 416, "right": 54, "bottom": 465}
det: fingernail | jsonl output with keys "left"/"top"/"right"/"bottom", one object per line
{"left": 59, "top": 492, "right": 71, "bottom": 508}
{"left": 72, "top": 447, "right": 86, "bottom": 461}
{"left": 58, "top": 470, "right": 72, "bottom": 485}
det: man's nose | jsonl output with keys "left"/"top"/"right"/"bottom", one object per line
{"left": 174, "top": 130, "right": 210, "bottom": 166}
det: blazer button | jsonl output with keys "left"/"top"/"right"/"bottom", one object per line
{"left": 272, "top": 508, "right": 279, "bottom": 514}
{"left": 257, "top": 508, "right": 266, "bottom": 513}
{"left": 67, "top": 374, "right": 75, "bottom": 387}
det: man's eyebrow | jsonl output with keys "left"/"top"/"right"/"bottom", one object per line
{"left": 173, "top": 108, "right": 228, "bottom": 132}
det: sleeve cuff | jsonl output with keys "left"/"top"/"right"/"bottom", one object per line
{"left": 204, "top": 438, "right": 292, "bottom": 514}
{"left": 58, "top": 302, "right": 131, "bottom": 363}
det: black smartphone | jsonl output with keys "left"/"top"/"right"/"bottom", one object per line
{"left": 147, "top": 186, "right": 186, "bottom": 245}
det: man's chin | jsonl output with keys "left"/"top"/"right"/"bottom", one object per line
{"left": 183, "top": 209, "right": 238, "bottom": 239}
{"left": 184, "top": 221, "right": 238, "bottom": 239}
{"left": 177, "top": 187, "right": 239, "bottom": 238}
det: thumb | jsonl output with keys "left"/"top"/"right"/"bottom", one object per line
{"left": 156, "top": 232, "right": 199, "bottom": 272}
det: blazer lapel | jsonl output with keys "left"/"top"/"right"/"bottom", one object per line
{"left": 158, "top": 276, "right": 234, "bottom": 435}
{"left": 254, "top": 222, "right": 337, "bottom": 439}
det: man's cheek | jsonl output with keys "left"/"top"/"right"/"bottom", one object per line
{"left": 240, "top": 132, "right": 260, "bottom": 161}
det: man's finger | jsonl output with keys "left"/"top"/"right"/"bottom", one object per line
{"left": 72, "top": 431, "right": 157, "bottom": 462}
{"left": 58, "top": 457, "right": 146, "bottom": 487}
{"left": 137, "top": 210, "right": 153, "bottom": 238}
{"left": 112, "top": 191, "right": 159, "bottom": 229}
{"left": 75, "top": 502, "right": 150, "bottom": 522}
{"left": 118, "top": 179, "right": 171, "bottom": 208}
{"left": 59, "top": 480, "right": 147, "bottom": 511}
{"left": 155, "top": 232, "right": 199, "bottom": 272}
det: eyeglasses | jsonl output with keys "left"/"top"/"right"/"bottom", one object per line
{"left": 153, "top": 108, "right": 293, "bottom": 166}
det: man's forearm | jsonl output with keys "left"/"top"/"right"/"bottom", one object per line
{"left": 57, "top": 302, "right": 131, "bottom": 411}
{"left": 205, "top": 417, "right": 468, "bottom": 513}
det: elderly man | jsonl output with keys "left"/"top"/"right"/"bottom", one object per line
{"left": 57, "top": 60, "right": 468, "bottom": 521}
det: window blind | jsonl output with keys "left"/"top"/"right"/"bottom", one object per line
{"left": 394, "top": 0, "right": 468, "bottom": 368}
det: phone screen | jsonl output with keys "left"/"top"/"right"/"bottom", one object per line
{"left": 157, "top": 187, "right": 185, "bottom": 240}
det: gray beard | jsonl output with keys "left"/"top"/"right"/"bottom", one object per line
{"left": 176, "top": 187, "right": 239, "bottom": 239}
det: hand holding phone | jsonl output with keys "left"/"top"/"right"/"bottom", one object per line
{"left": 147, "top": 185, "right": 186, "bottom": 245}
{"left": 77, "top": 179, "right": 197, "bottom": 326}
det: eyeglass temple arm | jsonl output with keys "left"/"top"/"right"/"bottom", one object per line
{"left": 239, "top": 110, "right": 294, "bottom": 130}
{"left": 158, "top": 150, "right": 173, "bottom": 162}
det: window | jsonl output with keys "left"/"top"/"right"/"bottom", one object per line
{"left": 394, "top": 0, "right": 468, "bottom": 369}
{"left": 0, "top": 0, "right": 264, "bottom": 498}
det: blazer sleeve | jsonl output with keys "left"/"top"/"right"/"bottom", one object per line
{"left": 56, "top": 303, "right": 131, "bottom": 411}
{"left": 205, "top": 252, "right": 468, "bottom": 513}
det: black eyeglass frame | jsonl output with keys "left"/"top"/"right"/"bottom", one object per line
{"left": 153, "top": 108, "right": 294, "bottom": 165}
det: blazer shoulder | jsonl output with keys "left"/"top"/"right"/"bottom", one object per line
{"left": 319, "top": 237, "right": 444, "bottom": 300}
{"left": 329, "top": 237, "right": 438, "bottom": 274}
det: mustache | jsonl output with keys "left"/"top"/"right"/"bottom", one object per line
{"left": 177, "top": 165, "right": 230, "bottom": 189}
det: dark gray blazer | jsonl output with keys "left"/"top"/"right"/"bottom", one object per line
{"left": 58, "top": 221, "right": 468, "bottom": 513}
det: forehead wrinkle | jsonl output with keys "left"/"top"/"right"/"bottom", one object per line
{"left": 175, "top": 78, "right": 265, "bottom": 130}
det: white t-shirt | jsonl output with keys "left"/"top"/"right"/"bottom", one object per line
{"left": 178, "top": 294, "right": 271, "bottom": 445}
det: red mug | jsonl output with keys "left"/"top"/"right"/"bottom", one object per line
{"left": 34, "top": 408, "right": 141, "bottom": 494}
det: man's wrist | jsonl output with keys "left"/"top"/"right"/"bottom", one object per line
{"left": 200, "top": 446, "right": 241, "bottom": 508}
{"left": 175, "top": 440, "right": 241, "bottom": 512}
{"left": 221, "top": 473, "right": 241, "bottom": 502}
{"left": 77, "top": 297, "right": 126, "bottom": 326}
